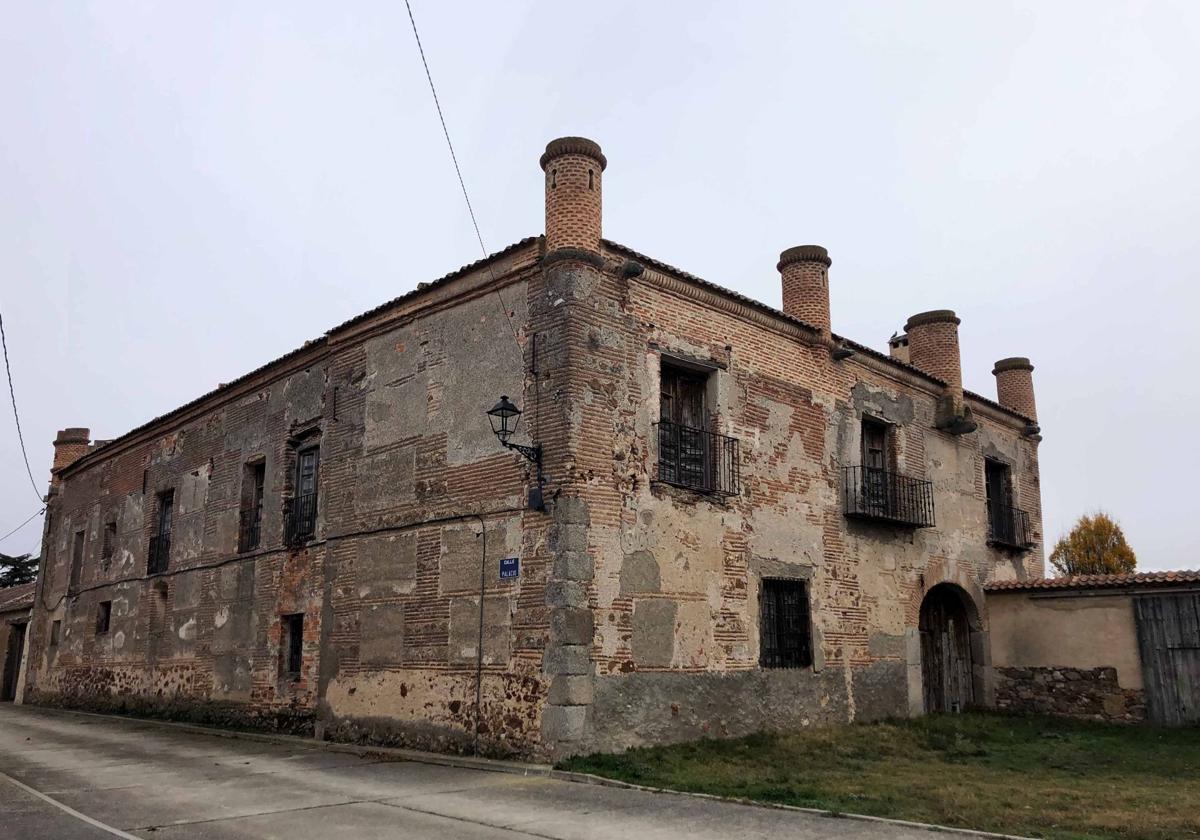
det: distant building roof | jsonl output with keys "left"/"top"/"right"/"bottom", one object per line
{"left": 986, "top": 570, "right": 1200, "bottom": 593}
{"left": 0, "top": 581, "right": 36, "bottom": 613}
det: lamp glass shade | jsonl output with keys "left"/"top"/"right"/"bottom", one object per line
{"left": 487, "top": 395, "right": 522, "bottom": 444}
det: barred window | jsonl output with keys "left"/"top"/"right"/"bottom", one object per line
{"left": 760, "top": 578, "right": 813, "bottom": 669}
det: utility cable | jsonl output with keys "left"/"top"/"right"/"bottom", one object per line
{"left": 0, "top": 507, "right": 45, "bottom": 544}
{"left": 0, "top": 309, "right": 44, "bottom": 503}
{"left": 401, "top": 0, "right": 523, "bottom": 350}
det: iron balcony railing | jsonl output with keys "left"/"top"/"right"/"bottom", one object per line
{"left": 284, "top": 493, "right": 317, "bottom": 547}
{"left": 147, "top": 534, "right": 170, "bottom": 575}
{"left": 654, "top": 420, "right": 740, "bottom": 497}
{"left": 842, "top": 465, "right": 936, "bottom": 528}
{"left": 238, "top": 509, "right": 262, "bottom": 553}
{"left": 988, "top": 501, "right": 1033, "bottom": 550}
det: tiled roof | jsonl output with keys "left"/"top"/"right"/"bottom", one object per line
{"left": 985, "top": 570, "right": 1200, "bottom": 593}
{"left": 0, "top": 581, "right": 36, "bottom": 613}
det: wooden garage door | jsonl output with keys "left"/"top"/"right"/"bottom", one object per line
{"left": 1133, "top": 593, "right": 1200, "bottom": 725}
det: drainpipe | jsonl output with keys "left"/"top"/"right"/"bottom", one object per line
{"left": 473, "top": 514, "right": 487, "bottom": 757}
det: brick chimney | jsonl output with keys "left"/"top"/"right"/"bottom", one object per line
{"left": 49, "top": 427, "right": 90, "bottom": 492}
{"left": 540, "top": 137, "right": 605, "bottom": 265}
{"left": 905, "top": 310, "right": 975, "bottom": 434}
{"left": 993, "top": 357, "right": 1037, "bottom": 421}
{"left": 777, "top": 245, "right": 832, "bottom": 334}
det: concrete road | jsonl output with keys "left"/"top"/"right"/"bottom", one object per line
{"left": 0, "top": 704, "right": 957, "bottom": 840}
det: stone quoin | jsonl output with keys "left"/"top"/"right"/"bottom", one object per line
{"left": 25, "top": 137, "right": 1044, "bottom": 760}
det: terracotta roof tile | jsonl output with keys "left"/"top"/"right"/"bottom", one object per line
{"left": 985, "top": 570, "right": 1200, "bottom": 593}
{"left": 0, "top": 581, "right": 36, "bottom": 613}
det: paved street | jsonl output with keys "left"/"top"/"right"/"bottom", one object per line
{"left": 0, "top": 704, "right": 953, "bottom": 840}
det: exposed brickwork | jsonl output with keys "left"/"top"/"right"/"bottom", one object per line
{"left": 994, "top": 666, "right": 1146, "bottom": 723}
{"left": 542, "top": 138, "right": 603, "bottom": 256}
{"left": 27, "top": 135, "right": 1048, "bottom": 760}
{"left": 992, "top": 357, "right": 1037, "bottom": 421}
{"left": 905, "top": 311, "right": 962, "bottom": 390}
{"left": 777, "top": 246, "right": 832, "bottom": 333}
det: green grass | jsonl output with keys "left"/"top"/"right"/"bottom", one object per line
{"left": 558, "top": 713, "right": 1200, "bottom": 839}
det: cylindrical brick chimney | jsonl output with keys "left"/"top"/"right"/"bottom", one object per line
{"left": 906, "top": 311, "right": 975, "bottom": 433}
{"left": 993, "top": 357, "right": 1037, "bottom": 421}
{"left": 50, "top": 427, "right": 90, "bottom": 491}
{"left": 905, "top": 310, "right": 962, "bottom": 390}
{"left": 540, "top": 137, "right": 605, "bottom": 259}
{"left": 777, "top": 246, "right": 832, "bottom": 333}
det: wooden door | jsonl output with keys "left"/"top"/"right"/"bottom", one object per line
{"left": 920, "top": 586, "right": 974, "bottom": 713}
{"left": 1134, "top": 593, "right": 1200, "bottom": 725}
{"left": 2, "top": 622, "right": 26, "bottom": 701}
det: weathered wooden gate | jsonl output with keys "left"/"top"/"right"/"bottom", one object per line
{"left": 1133, "top": 593, "right": 1200, "bottom": 725}
{"left": 920, "top": 585, "right": 974, "bottom": 713}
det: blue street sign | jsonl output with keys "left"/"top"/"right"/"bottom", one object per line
{"left": 499, "top": 557, "right": 520, "bottom": 580}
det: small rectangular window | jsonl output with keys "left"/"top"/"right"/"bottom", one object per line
{"left": 50, "top": 620, "right": 61, "bottom": 647}
{"left": 282, "top": 614, "right": 304, "bottom": 677}
{"left": 102, "top": 522, "right": 117, "bottom": 565}
{"left": 760, "top": 579, "right": 813, "bottom": 669}
{"left": 70, "top": 530, "right": 85, "bottom": 592}
{"left": 96, "top": 601, "right": 112, "bottom": 635}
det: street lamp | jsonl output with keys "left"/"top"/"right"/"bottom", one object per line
{"left": 486, "top": 395, "right": 545, "bottom": 511}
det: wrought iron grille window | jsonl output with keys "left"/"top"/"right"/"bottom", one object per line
{"left": 238, "top": 462, "right": 265, "bottom": 553}
{"left": 842, "top": 466, "right": 935, "bottom": 527}
{"left": 987, "top": 501, "right": 1032, "bottom": 549}
{"left": 284, "top": 494, "right": 317, "bottom": 547}
{"left": 985, "top": 458, "right": 1031, "bottom": 549}
{"left": 655, "top": 420, "right": 740, "bottom": 496}
{"left": 284, "top": 446, "right": 319, "bottom": 547}
{"left": 147, "top": 490, "right": 173, "bottom": 575}
{"left": 760, "top": 578, "right": 813, "bottom": 669}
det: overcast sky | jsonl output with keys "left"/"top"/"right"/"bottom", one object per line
{"left": 2, "top": 2, "right": 1197, "bottom": 571}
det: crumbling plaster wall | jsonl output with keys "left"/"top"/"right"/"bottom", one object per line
{"left": 572, "top": 255, "right": 1044, "bottom": 752}
{"left": 28, "top": 245, "right": 562, "bottom": 757}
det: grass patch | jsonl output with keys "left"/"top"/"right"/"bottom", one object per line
{"left": 558, "top": 713, "right": 1200, "bottom": 839}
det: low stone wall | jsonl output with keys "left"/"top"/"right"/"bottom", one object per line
{"left": 994, "top": 666, "right": 1145, "bottom": 723}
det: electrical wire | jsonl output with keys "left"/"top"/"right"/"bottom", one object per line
{"left": 0, "top": 309, "right": 44, "bottom": 503}
{"left": 401, "top": 0, "right": 523, "bottom": 349}
{"left": 0, "top": 507, "right": 45, "bottom": 544}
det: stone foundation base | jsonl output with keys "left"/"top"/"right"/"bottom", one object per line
{"left": 994, "top": 666, "right": 1145, "bottom": 723}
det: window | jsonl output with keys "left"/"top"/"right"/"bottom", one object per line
{"left": 102, "top": 521, "right": 117, "bottom": 568}
{"left": 843, "top": 415, "right": 934, "bottom": 527}
{"left": 96, "top": 601, "right": 112, "bottom": 635}
{"left": 50, "top": 620, "right": 61, "bottom": 647}
{"left": 70, "top": 530, "right": 85, "bottom": 592}
{"left": 759, "top": 579, "right": 812, "bottom": 669}
{"left": 148, "top": 490, "right": 173, "bottom": 574}
{"left": 860, "top": 417, "right": 889, "bottom": 509}
{"left": 282, "top": 614, "right": 304, "bottom": 677}
{"left": 239, "top": 462, "right": 266, "bottom": 552}
{"left": 285, "top": 446, "right": 319, "bottom": 545}
{"left": 985, "top": 458, "right": 1013, "bottom": 542}
{"left": 985, "top": 459, "right": 1030, "bottom": 548}
{"left": 655, "top": 360, "right": 740, "bottom": 495}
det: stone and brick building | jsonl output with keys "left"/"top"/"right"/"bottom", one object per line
{"left": 25, "top": 137, "right": 1046, "bottom": 759}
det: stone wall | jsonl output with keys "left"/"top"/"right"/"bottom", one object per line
{"left": 994, "top": 666, "right": 1146, "bottom": 723}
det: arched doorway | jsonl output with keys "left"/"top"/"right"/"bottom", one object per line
{"left": 919, "top": 583, "right": 978, "bottom": 713}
